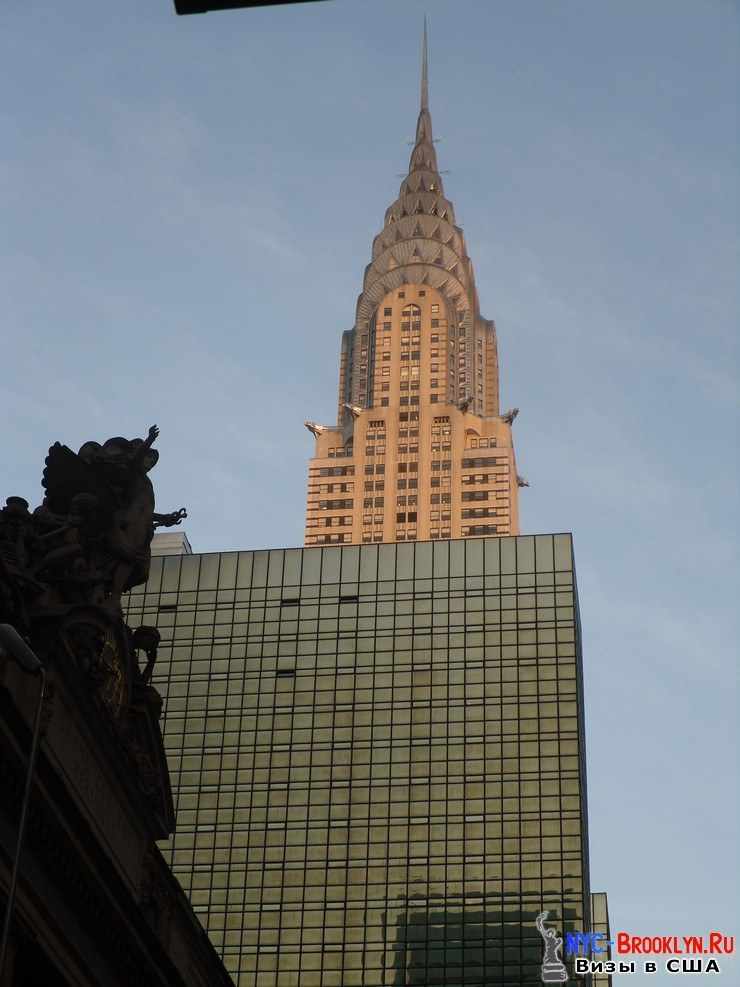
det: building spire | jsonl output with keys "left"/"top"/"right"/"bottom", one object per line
{"left": 421, "top": 16, "right": 429, "bottom": 112}
{"left": 412, "top": 16, "right": 435, "bottom": 163}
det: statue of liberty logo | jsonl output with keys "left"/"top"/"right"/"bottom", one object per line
{"left": 536, "top": 911, "right": 569, "bottom": 983}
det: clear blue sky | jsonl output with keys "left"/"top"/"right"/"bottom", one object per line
{"left": 2, "top": 0, "right": 737, "bottom": 979}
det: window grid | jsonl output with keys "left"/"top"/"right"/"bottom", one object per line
{"left": 125, "top": 535, "right": 589, "bottom": 986}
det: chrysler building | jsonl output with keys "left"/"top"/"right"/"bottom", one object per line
{"left": 305, "top": 26, "right": 522, "bottom": 546}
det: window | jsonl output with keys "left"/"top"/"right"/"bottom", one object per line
{"left": 462, "top": 456, "right": 500, "bottom": 468}
{"left": 462, "top": 491, "right": 489, "bottom": 502}
{"left": 383, "top": 322, "right": 391, "bottom": 330}
{"left": 462, "top": 524, "right": 498, "bottom": 536}
{"left": 431, "top": 319, "right": 439, "bottom": 328}
{"left": 316, "top": 466, "right": 355, "bottom": 477}
{"left": 381, "top": 397, "right": 389, "bottom": 406}
{"left": 418, "top": 290, "right": 426, "bottom": 297}
{"left": 383, "top": 308, "right": 392, "bottom": 316}
{"left": 431, "top": 304, "right": 439, "bottom": 313}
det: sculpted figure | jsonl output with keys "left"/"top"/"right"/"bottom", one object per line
{"left": 39, "top": 424, "right": 186, "bottom": 609}
{"left": 304, "top": 421, "right": 329, "bottom": 437}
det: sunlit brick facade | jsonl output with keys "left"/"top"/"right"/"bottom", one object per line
{"left": 305, "top": 31, "right": 522, "bottom": 547}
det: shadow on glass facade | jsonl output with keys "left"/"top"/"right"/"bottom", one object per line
{"left": 125, "top": 535, "right": 591, "bottom": 985}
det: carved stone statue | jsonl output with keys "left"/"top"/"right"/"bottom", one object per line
{"left": 0, "top": 426, "right": 183, "bottom": 836}
{"left": 501, "top": 407, "right": 519, "bottom": 425}
{"left": 517, "top": 474, "right": 530, "bottom": 488}
{"left": 343, "top": 403, "right": 363, "bottom": 419}
{"left": 26, "top": 424, "right": 186, "bottom": 611}
{"left": 457, "top": 394, "right": 474, "bottom": 413}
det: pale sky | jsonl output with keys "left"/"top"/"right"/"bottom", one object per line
{"left": 2, "top": 0, "right": 738, "bottom": 981}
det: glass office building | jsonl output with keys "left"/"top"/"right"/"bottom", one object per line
{"left": 126, "top": 534, "right": 593, "bottom": 985}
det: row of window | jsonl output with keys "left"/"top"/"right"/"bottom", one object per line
{"left": 314, "top": 499, "right": 353, "bottom": 510}
{"left": 462, "top": 456, "right": 503, "bottom": 469}
{"left": 315, "top": 458, "right": 507, "bottom": 478}
{"left": 313, "top": 483, "right": 353, "bottom": 494}
{"left": 305, "top": 534, "right": 353, "bottom": 545}
{"left": 314, "top": 466, "right": 355, "bottom": 477}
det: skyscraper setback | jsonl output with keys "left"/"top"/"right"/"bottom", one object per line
{"left": 305, "top": 26, "right": 521, "bottom": 547}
